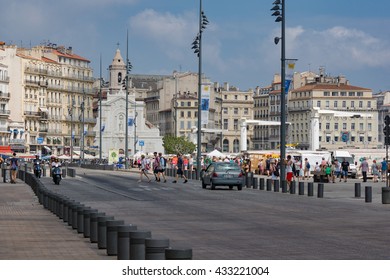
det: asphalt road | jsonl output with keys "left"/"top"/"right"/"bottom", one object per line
{"left": 41, "top": 168, "right": 390, "bottom": 260}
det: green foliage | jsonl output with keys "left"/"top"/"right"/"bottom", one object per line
{"left": 163, "top": 135, "right": 196, "bottom": 155}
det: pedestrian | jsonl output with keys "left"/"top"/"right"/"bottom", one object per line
{"left": 173, "top": 153, "right": 188, "bottom": 183}
{"left": 303, "top": 158, "right": 310, "bottom": 180}
{"left": 158, "top": 152, "right": 167, "bottom": 183}
{"left": 334, "top": 159, "right": 341, "bottom": 182}
{"left": 9, "top": 152, "right": 19, "bottom": 184}
{"left": 371, "top": 160, "right": 380, "bottom": 183}
{"left": 325, "top": 163, "right": 332, "bottom": 183}
{"left": 152, "top": 152, "right": 161, "bottom": 182}
{"left": 359, "top": 158, "right": 369, "bottom": 183}
{"left": 286, "top": 155, "right": 294, "bottom": 190}
{"left": 341, "top": 158, "right": 349, "bottom": 182}
{"left": 138, "top": 154, "right": 151, "bottom": 183}
{"left": 381, "top": 158, "right": 387, "bottom": 182}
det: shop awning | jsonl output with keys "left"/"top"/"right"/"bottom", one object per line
{"left": 0, "top": 145, "right": 12, "bottom": 154}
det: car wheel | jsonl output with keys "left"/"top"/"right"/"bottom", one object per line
{"left": 202, "top": 180, "right": 207, "bottom": 189}
{"left": 211, "top": 182, "right": 216, "bottom": 190}
{"left": 237, "top": 184, "right": 243, "bottom": 191}
{"left": 229, "top": 186, "right": 233, "bottom": 190}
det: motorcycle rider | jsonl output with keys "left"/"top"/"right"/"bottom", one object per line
{"left": 33, "top": 155, "right": 42, "bottom": 178}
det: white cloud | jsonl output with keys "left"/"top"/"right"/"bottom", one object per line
{"left": 286, "top": 25, "right": 390, "bottom": 70}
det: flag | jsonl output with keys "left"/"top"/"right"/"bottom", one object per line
{"left": 101, "top": 125, "right": 105, "bottom": 132}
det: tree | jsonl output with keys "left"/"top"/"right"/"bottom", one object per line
{"left": 163, "top": 135, "right": 196, "bottom": 155}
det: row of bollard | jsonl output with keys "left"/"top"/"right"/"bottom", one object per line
{"left": 244, "top": 172, "right": 390, "bottom": 204}
{"left": 24, "top": 171, "right": 193, "bottom": 260}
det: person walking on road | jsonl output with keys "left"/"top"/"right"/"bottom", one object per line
{"left": 158, "top": 152, "right": 167, "bottom": 183}
{"left": 173, "top": 153, "right": 188, "bottom": 184}
{"left": 9, "top": 153, "right": 19, "bottom": 184}
{"left": 341, "top": 158, "right": 350, "bottom": 182}
{"left": 359, "top": 158, "right": 369, "bottom": 183}
{"left": 381, "top": 158, "right": 388, "bottom": 182}
{"left": 138, "top": 154, "right": 151, "bottom": 183}
{"left": 371, "top": 160, "right": 380, "bottom": 183}
{"left": 303, "top": 158, "right": 310, "bottom": 180}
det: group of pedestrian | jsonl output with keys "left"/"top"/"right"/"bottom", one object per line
{"left": 359, "top": 157, "right": 388, "bottom": 183}
{"left": 138, "top": 152, "right": 168, "bottom": 183}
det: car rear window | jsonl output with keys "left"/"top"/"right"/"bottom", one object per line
{"left": 214, "top": 163, "right": 240, "bottom": 172}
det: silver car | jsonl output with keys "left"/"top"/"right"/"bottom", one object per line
{"left": 201, "top": 162, "right": 244, "bottom": 190}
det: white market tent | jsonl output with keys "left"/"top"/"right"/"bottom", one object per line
{"left": 207, "top": 149, "right": 224, "bottom": 158}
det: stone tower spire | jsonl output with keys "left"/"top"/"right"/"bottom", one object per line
{"left": 108, "top": 48, "right": 126, "bottom": 91}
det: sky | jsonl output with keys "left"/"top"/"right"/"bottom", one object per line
{"left": 1, "top": 0, "right": 390, "bottom": 93}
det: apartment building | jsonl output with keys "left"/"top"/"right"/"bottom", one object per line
{"left": 289, "top": 74, "right": 379, "bottom": 150}
{"left": 1, "top": 43, "right": 95, "bottom": 155}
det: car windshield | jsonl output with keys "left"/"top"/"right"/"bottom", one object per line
{"left": 214, "top": 163, "right": 240, "bottom": 172}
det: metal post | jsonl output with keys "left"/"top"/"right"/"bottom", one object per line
{"left": 279, "top": 0, "right": 286, "bottom": 186}
{"left": 99, "top": 54, "right": 103, "bottom": 160}
{"left": 196, "top": 0, "right": 203, "bottom": 182}
{"left": 125, "top": 30, "right": 129, "bottom": 169}
{"left": 354, "top": 182, "right": 361, "bottom": 198}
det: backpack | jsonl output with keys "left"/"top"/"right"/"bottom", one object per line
{"left": 292, "top": 162, "right": 296, "bottom": 173}
{"left": 306, "top": 162, "right": 310, "bottom": 169}
{"left": 160, "top": 157, "right": 166, "bottom": 168}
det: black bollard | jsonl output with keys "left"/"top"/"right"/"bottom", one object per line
{"left": 252, "top": 177, "right": 258, "bottom": 189}
{"left": 106, "top": 220, "right": 125, "bottom": 256}
{"left": 355, "top": 183, "right": 361, "bottom": 198}
{"left": 117, "top": 225, "right": 138, "bottom": 260}
{"left": 298, "top": 181, "right": 304, "bottom": 195}
{"left": 317, "top": 183, "right": 324, "bottom": 198}
{"left": 90, "top": 212, "right": 106, "bottom": 243}
{"left": 274, "top": 179, "right": 280, "bottom": 192}
{"left": 266, "top": 178, "right": 272, "bottom": 191}
{"left": 77, "top": 206, "right": 91, "bottom": 234}
{"left": 145, "top": 238, "right": 170, "bottom": 260}
{"left": 130, "top": 230, "right": 152, "bottom": 260}
{"left": 290, "top": 180, "right": 296, "bottom": 194}
{"left": 97, "top": 216, "right": 115, "bottom": 249}
{"left": 281, "top": 180, "right": 287, "bottom": 193}
{"left": 165, "top": 248, "right": 193, "bottom": 260}
{"left": 83, "top": 209, "right": 98, "bottom": 238}
{"left": 365, "top": 186, "right": 372, "bottom": 203}
{"left": 246, "top": 172, "right": 253, "bottom": 188}
{"left": 382, "top": 187, "right": 390, "bottom": 204}
{"left": 259, "top": 178, "right": 265, "bottom": 190}
{"left": 308, "top": 182, "right": 314, "bottom": 197}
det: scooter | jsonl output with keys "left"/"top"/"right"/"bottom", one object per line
{"left": 52, "top": 164, "right": 62, "bottom": 185}
{"left": 34, "top": 164, "right": 41, "bottom": 178}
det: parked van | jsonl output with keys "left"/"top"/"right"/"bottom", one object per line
{"left": 331, "top": 150, "right": 357, "bottom": 178}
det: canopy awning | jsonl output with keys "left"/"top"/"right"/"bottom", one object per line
{"left": 0, "top": 145, "right": 13, "bottom": 154}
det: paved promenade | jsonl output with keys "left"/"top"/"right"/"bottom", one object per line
{"left": 0, "top": 180, "right": 114, "bottom": 260}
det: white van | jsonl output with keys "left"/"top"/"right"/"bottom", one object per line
{"left": 331, "top": 150, "right": 357, "bottom": 178}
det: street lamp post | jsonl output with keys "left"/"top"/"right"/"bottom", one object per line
{"left": 99, "top": 54, "right": 103, "bottom": 160}
{"left": 68, "top": 97, "right": 75, "bottom": 163}
{"left": 271, "top": 0, "right": 286, "bottom": 186}
{"left": 192, "top": 0, "right": 208, "bottom": 180}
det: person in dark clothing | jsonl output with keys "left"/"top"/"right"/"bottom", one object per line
{"left": 173, "top": 153, "right": 188, "bottom": 183}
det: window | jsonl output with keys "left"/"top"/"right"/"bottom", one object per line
{"left": 181, "top": 102, "right": 184, "bottom": 106}
{"left": 223, "top": 108, "right": 228, "bottom": 114}
{"left": 367, "top": 101, "right": 371, "bottom": 108}
{"left": 223, "top": 119, "right": 228, "bottom": 130}
{"left": 234, "top": 119, "right": 238, "bottom": 130}
{"left": 324, "top": 92, "right": 330, "bottom": 96}
{"left": 187, "top": 102, "right": 191, "bottom": 106}
{"left": 224, "top": 95, "right": 227, "bottom": 99}
{"left": 223, "top": 139, "right": 229, "bottom": 153}
{"left": 326, "top": 136, "right": 331, "bottom": 142}
{"left": 244, "top": 108, "right": 248, "bottom": 115}
{"left": 187, "top": 111, "right": 191, "bottom": 118}
{"left": 326, "top": 123, "right": 330, "bottom": 130}
{"left": 351, "top": 123, "right": 355, "bottom": 130}
{"left": 334, "top": 123, "right": 339, "bottom": 130}
{"left": 334, "top": 101, "right": 338, "bottom": 108}
{"left": 245, "top": 95, "right": 248, "bottom": 100}
{"left": 332, "top": 92, "right": 338, "bottom": 96}
{"left": 317, "top": 101, "right": 321, "bottom": 107}
{"left": 234, "top": 95, "right": 238, "bottom": 100}
{"left": 359, "top": 101, "right": 363, "bottom": 108}
{"left": 187, "top": 121, "right": 192, "bottom": 129}
{"left": 351, "top": 101, "right": 355, "bottom": 108}
{"left": 325, "top": 101, "right": 329, "bottom": 108}
{"left": 234, "top": 108, "right": 238, "bottom": 114}
{"left": 334, "top": 136, "right": 339, "bottom": 142}
{"left": 359, "top": 123, "right": 364, "bottom": 130}
{"left": 342, "top": 123, "right": 347, "bottom": 130}
{"left": 342, "top": 101, "right": 346, "bottom": 108}
{"left": 341, "top": 91, "right": 347, "bottom": 96}
{"left": 368, "top": 123, "right": 372, "bottom": 131}
{"left": 359, "top": 136, "right": 364, "bottom": 142}
{"left": 351, "top": 136, "right": 355, "bottom": 142}
{"left": 349, "top": 92, "right": 355, "bottom": 96}
{"left": 180, "top": 121, "right": 184, "bottom": 129}
{"left": 180, "top": 111, "right": 184, "bottom": 118}
{"left": 357, "top": 92, "right": 363, "bottom": 97}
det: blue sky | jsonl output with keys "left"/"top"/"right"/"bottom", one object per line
{"left": 1, "top": 0, "right": 390, "bottom": 92}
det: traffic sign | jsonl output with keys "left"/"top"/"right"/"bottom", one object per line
{"left": 139, "top": 140, "right": 144, "bottom": 146}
